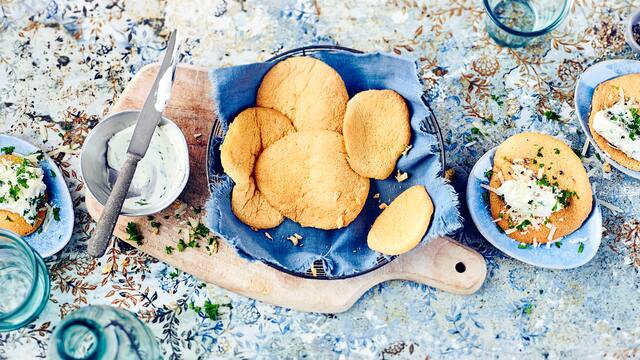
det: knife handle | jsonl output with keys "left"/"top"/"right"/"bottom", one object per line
{"left": 87, "top": 153, "right": 141, "bottom": 258}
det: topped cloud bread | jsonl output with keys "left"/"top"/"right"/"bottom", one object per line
{"left": 343, "top": 90, "right": 411, "bottom": 179}
{"left": 256, "top": 56, "right": 349, "bottom": 133}
{"left": 487, "top": 133, "right": 592, "bottom": 244}
{"left": 588, "top": 73, "right": 640, "bottom": 171}
{"left": 0, "top": 154, "right": 48, "bottom": 236}
{"left": 254, "top": 130, "right": 370, "bottom": 230}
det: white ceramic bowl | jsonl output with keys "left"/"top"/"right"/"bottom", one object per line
{"left": 80, "top": 110, "right": 190, "bottom": 216}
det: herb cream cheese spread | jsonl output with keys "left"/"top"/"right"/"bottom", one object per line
{"left": 592, "top": 91, "right": 640, "bottom": 161}
{"left": 0, "top": 155, "right": 47, "bottom": 224}
{"left": 107, "top": 124, "right": 185, "bottom": 211}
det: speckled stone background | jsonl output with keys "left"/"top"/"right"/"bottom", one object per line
{"left": 1, "top": 1, "right": 640, "bottom": 359}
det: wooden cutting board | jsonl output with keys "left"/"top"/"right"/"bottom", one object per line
{"left": 85, "top": 63, "right": 487, "bottom": 313}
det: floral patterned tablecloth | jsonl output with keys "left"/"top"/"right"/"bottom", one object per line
{"left": 1, "top": 1, "right": 640, "bottom": 359}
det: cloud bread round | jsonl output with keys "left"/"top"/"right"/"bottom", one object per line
{"left": 367, "top": 185, "right": 433, "bottom": 255}
{"left": 231, "top": 177, "right": 284, "bottom": 229}
{"left": 254, "top": 130, "right": 370, "bottom": 230}
{"left": 220, "top": 107, "right": 295, "bottom": 186}
{"left": 256, "top": 56, "right": 349, "bottom": 133}
{"left": 343, "top": 90, "right": 411, "bottom": 179}
{"left": 0, "top": 155, "right": 47, "bottom": 236}
{"left": 588, "top": 73, "right": 640, "bottom": 171}
{"left": 489, "top": 132, "right": 592, "bottom": 243}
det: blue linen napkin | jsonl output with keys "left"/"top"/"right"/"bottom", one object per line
{"left": 206, "top": 50, "right": 463, "bottom": 278}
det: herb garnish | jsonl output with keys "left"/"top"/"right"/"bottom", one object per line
{"left": 578, "top": 242, "right": 584, "bottom": 253}
{"left": 164, "top": 246, "right": 174, "bottom": 255}
{"left": 1, "top": 146, "right": 15, "bottom": 155}
{"left": 544, "top": 110, "right": 560, "bottom": 121}
{"left": 517, "top": 243, "right": 530, "bottom": 249}
{"left": 536, "top": 147, "right": 544, "bottom": 157}
{"left": 125, "top": 222, "right": 143, "bottom": 245}
{"left": 516, "top": 219, "right": 531, "bottom": 231}
{"left": 52, "top": 207, "right": 60, "bottom": 221}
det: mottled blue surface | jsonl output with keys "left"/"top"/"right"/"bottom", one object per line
{"left": 0, "top": 134, "right": 74, "bottom": 258}
{"left": 575, "top": 59, "right": 640, "bottom": 179}
{"left": 466, "top": 147, "right": 602, "bottom": 269}
{"left": 207, "top": 51, "right": 462, "bottom": 277}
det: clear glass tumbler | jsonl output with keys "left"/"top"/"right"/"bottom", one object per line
{"left": 0, "top": 229, "right": 50, "bottom": 331}
{"left": 48, "top": 305, "right": 163, "bottom": 360}
{"left": 483, "top": 0, "right": 572, "bottom": 47}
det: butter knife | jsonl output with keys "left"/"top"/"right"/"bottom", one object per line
{"left": 88, "top": 30, "right": 179, "bottom": 258}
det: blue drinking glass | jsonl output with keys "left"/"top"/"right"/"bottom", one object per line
{"left": 48, "top": 305, "right": 163, "bottom": 360}
{"left": 0, "top": 229, "right": 50, "bottom": 332}
{"left": 483, "top": 0, "right": 573, "bottom": 47}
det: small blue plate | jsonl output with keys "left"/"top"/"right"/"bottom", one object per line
{"left": 0, "top": 134, "right": 74, "bottom": 258}
{"left": 466, "top": 147, "right": 602, "bottom": 269}
{"left": 575, "top": 59, "right": 640, "bottom": 180}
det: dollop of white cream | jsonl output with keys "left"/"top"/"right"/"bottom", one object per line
{"left": 107, "top": 124, "right": 186, "bottom": 211}
{"left": 0, "top": 157, "right": 47, "bottom": 223}
{"left": 496, "top": 163, "right": 562, "bottom": 228}
{"left": 592, "top": 91, "right": 640, "bottom": 161}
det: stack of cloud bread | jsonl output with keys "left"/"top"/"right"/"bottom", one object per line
{"left": 486, "top": 133, "right": 593, "bottom": 245}
{"left": 220, "top": 56, "right": 434, "bottom": 255}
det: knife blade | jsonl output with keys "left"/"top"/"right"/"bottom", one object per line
{"left": 87, "top": 30, "right": 180, "bottom": 258}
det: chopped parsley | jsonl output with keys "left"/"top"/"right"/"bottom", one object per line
{"left": 543, "top": 110, "right": 560, "bottom": 121}
{"left": 169, "top": 270, "right": 180, "bottom": 279}
{"left": 125, "top": 222, "right": 143, "bottom": 245}
{"left": 536, "top": 147, "right": 544, "bottom": 157}
{"left": 515, "top": 219, "right": 531, "bottom": 231}
{"left": 1, "top": 146, "right": 15, "bottom": 155}
{"left": 628, "top": 107, "right": 640, "bottom": 140}
{"left": 555, "top": 241, "right": 562, "bottom": 248}
{"left": 522, "top": 304, "right": 533, "bottom": 315}
{"left": 52, "top": 207, "right": 60, "bottom": 221}
{"left": 5, "top": 215, "right": 13, "bottom": 222}
{"left": 557, "top": 189, "right": 577, "bottom": 207}
{"left": 517, "top": 243, "right": 530, "bottom": 249}
{"left": 164, "top": 245, "right": 174, "bottom": 255}
{"left": 484, "top": 169, "right": 493, "bottom": 180}
{"left": 49, "top": 169, "right": 56, "bottom": 177}
{"left": 536, "top": 174, "right": 551, "bottom": 187}
{"left": 491, "top": 94, "right": 504, "bottom": 106}
{"left": 554, "top": 148, "right": 560, "bottom": 155}
{"left": 177, "top": 239, "right": 187, "bottom": 252}
{"left": 578, "top": 242, "right": 584, "bottom": 253}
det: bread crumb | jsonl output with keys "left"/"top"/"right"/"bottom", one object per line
{"left": 401, "top": 144, "right": 413, "bottom": 157}
{"left": 287, "top": 235, "right": 300, "bottom": 246}
{"left": 265, "top": 232, "right": 273, "bottom": 240}
{"left": 395, "top": 170, "right": 409, "bottom": 182}
{"left": 373, "top": 193, "right": 380, "bottom": 199}
{"left": 444, "top": 168, "right": 455, "bottom": 181}
{"left": 379, "top": 203, "right": 388, "bottom": 209}
{"left": 603, "top": 162, "right": 611, "bottom": 173}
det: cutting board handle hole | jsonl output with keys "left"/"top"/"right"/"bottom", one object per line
{"left": 455, "top": 262, "right": 466, "bottom": 273}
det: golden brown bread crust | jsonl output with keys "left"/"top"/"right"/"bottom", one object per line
{"left": 231, "top": 178, "right": 284, "bottom": 229}
{"left": 220, "top": 107, "right": 295, "bottom": 229}
{"left": 0, "top": 154, "right": 47, "bottom": 236}
{"left": 256, "top": 56, "right": 349, "bottom": 133}
{"left": 489, "top": 133, "right": 592, "bottom": 243}
{"left": 588, "top": 73, "right": 640, "bottom": 171}
{"left": 343, "top": 90, "right": 411, "bottom": 179}
{"left": 255, "top": 130, "right": 370, "bottom": 230}
{"left": 367, "top": 185, "right": 433, "bottom": 255}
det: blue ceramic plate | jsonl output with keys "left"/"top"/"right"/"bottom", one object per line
{"left": 467, "top": 147, "right": 602, "bottom": 269}
{"left": 575, "top": 59, "right": 640, "bottom": 179}
{"left": 0, "top": 134, "right": 74, "bottom": 258}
